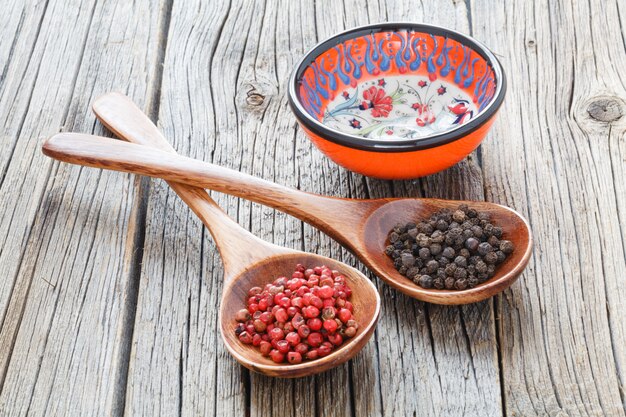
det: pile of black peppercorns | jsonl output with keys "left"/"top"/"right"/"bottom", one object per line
{"left": 385, "top": 204, "right": 515, "bottom": 290}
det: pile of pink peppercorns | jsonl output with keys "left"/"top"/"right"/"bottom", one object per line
{"left": 235, "top": 264, "right": 358, "bottom": 364}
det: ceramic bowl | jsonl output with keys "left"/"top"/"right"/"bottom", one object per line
{"left": 288, "top": 23, "right": 506, "bottom": 179}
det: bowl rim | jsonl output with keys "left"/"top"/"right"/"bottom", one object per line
{"left": 288, "top": 22, "right": 507, "bottom": 153}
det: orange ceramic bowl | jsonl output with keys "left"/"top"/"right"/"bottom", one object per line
{"left": 288, "top": 23, "right": 506, "bottom": 179}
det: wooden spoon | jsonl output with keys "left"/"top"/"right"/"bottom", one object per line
{"left": 43, "top": 109, "right": 380, "bottom": 379}
{"left": 46, "top": 93, "right": 532, "bottom": 305}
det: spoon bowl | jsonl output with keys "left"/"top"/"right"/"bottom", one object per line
{"left": 221, "top": 252, "right": 379, "bottom": 378}
{"left": 359, "top": 198, "right": 531, "bottom": 304}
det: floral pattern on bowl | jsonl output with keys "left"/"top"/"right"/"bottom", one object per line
{"left": 296, "top": 29, "right": 497, "bottom": 142}
{"left": 323, "top": 76, "right": 477, "bottom": 139}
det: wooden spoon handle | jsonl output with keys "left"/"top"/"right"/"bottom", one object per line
{"left": 89, "top": 95, "right": 293, "bottom": 278}
{"left": 90, "top": 93, "right": 365, "bottom": 245}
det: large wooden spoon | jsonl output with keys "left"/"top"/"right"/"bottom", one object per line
{"left": 46, "top": 93, "right": 532, "bottom": 305}
{"left": 43, "top": 107, "right": 380, "bottom": 378}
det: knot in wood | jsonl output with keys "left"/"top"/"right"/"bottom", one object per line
{"left": 586, "top": 98, "right": 623, "bottom": 122}
{"left": 246, "top": 91, "right": 265, "bottom": 106}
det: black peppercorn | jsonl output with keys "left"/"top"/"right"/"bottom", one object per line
{"left": 389, "top": 232, "right": 399, "bottom": 243}
{"left": 465, "top": 237, "right": 480, "bottom": 252}
{"left": 500, "top": 240, "right": 514, "bottom": 254}
{"left": 436, "top": 219, "right": 449, "bottom": 231}
{"left": 495, "top": 251, "right": 506, "bottom": 263}
{"left": 459, "top": 248, "right": 471, "bottom": 258}
{"left": 442, "top": 246, "right": 456, "bottom": 259}
{"left": 454, "top": 256, "right": 467, "bottom": 268}
{"left": 454, "top": 268, "right": 468, "bottom": 280}
{"left": 471, "top": 225, "right": 483, "bottom": 238}
{"left": 484, "top": 252, "right": 498, "bottom": 265}
{"left": 475, "top": 260, "right": 488, "bottom": 274}
{"left": 431, "top": 230, "right": 445, "bottom": 243}
{"left": 487, "top": 235, "right": 500, "bottom": 247}
{"left": 406, "top": 267, "right": 420, "bottom": 279}
{"left": 444, "top": 263, "right": 457, "bottom": 276}
{"left": 477, "top": 242, "right": 493, "bottom": 256}
{"left": 401, "top": 253, "right": 416, "bottom": 267}
{"left": 399, "top": 266, "right": 408, "bottom": 275}
{"left": 444, "top": 277, "right": 456, "bottom": 289}
{"left": 454, "top": 279, "right": 468, "bottom": 290}
{"left": 385, "top": 245, "right": 394, "bottom": 255}
{"left": 426, "top": 260, "right": 439, "bottom": 273}
{"left": 433, "top": 277, "right": 445, "bottom": 289}
{"left": 430, "top": 243, "right": 442, "bottom": 256}
{"left": 467, "top": 208, "right": 477, "bottom": 218}
{"left": 418, "top": 247, "right": 431, "bottom": 260}
{"left": 417, "top": 234, "right": 431, "bottom": 248}
{"left": 418, "top": 275, "right": 434, "bottom": 288}
{"left": 420, "top": 223, "right": 434, "bottom": 234}
{"left": 492, "top": 226, "right": 503, "bottom": 238}
{"left": 452, "top": 210, "right": 466, "bottom": 223}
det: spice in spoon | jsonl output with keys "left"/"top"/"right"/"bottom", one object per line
{"left": 385, "top": 204, "right": 515, "bottom": 290}
{"left": 235, "top": 264, "right": 357, "bottom": 363}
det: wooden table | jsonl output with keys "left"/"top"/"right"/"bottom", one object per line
{"left": 1, "top": 0, "right": 625, "bottom": 415}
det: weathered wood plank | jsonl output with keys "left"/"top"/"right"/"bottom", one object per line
{"left": 1, "top": 0, "right": 624, "bottom": 416}
{"left": 0, "top": 0, "right": 168, "bottom": 415}
{"left": 472, "top": 0, "right": 626, "bottom": 415}
{"left": 122, "top": 0, "right": 246, "bottom": 415}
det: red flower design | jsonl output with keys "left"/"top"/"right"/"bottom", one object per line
{"left": 342, "top": 91, "right": 350, "bottom": 100}
{"left": 412, "top": 102, "right": 426, "bottom": 113}
{"left": 437, "top": 85, "right": 447, "bottom": 95}
{"left": 448, "top": 102, "right": 468, "bottom": 115}
{"left": 416, "top": 110, "right": 436, "bottom": 127}
{"left": 349, "top": 118, "right": 362, "bottom": 129}
{"left": 378, "top": 78, "right": 387, "bottom": 87}
{"left": 360, "top": 86, "right": 393, "bottom": 118}
{"left": 418, "top": 80, "right": 427, "bottom": 88}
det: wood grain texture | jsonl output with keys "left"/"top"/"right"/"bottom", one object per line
{"left": 472, "top": 0, "right": 626, "bottom": 415}
{"left": 1, "top": 0, "right": 625, "bottom": 415}
{"left": 0, "top": 0, "right": 167, "bottom": 415}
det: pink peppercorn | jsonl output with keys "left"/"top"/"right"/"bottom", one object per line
{"left": 235, "top": 264, "right": 357, "bottom": 365}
